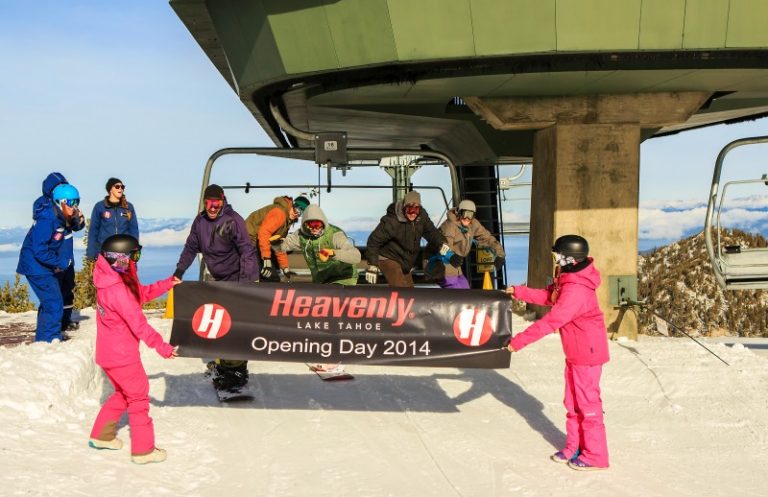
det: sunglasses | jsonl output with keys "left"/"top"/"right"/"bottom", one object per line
{"left": 205, "top": 199, "right": 223, "bottom": 210}
{"left": 61, "top": 198, "right": 80, "bottom": 208}
{"left": 304, "top": 219, "right": 325, "bottom": 231}
{"left": 112, "top": 184, "right": 125, "bottom": 190}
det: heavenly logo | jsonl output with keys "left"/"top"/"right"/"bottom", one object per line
{"left": 269, "top": 289, "right": 414, "bottom": 327}
{"left": 191, "top": 303, "right": 232, "bottom": 339}
{"left": 453, "top": 308, "right": 494, "bottom": 347}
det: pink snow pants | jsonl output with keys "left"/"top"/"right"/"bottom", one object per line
{"left": 90, "top": 362, "right": 155, "bottom": 456}
{"left": 563, "top": 362, "right": 609, "bottom": 467}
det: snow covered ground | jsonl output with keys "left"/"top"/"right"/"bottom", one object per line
{"left": 1, "top": 308, "right": 766, "bottom": 497}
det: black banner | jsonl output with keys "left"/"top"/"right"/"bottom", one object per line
{"left": 170, "top": 282, "right": 512, "bottom": 369}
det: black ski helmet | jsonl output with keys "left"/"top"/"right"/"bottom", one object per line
{"left": 101, "top": 234, "right": 141, "bottom": 256}
{"left": 552, "top": 234, "right": 589, "bottom": 262}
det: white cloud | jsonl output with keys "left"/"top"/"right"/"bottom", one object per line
{"left": 0, "top": 243, "right": 20, "bottom": 253}
{"left": 139, "top": 228, "right": 190, "bottom": 247}
{"left": 639, "top": 206, "right": 707, "bottom": 239}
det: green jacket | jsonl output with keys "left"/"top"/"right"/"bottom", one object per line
{"left": 280, "top": 204, "right": 361, "bottom": 285}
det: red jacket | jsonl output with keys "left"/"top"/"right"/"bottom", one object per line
{"left": 93, "top": 256, "right": 175, "bottom": 368}
{"left": 510, "top": 259, "right": 609, "bottom": 366}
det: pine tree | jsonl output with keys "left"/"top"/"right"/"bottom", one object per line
{"left": 0, "top": 274, "right": 36, "bottom": 313}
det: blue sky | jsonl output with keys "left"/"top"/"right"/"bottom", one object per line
{"left": 2, "top": 0, "right": 768, "bottom": 243}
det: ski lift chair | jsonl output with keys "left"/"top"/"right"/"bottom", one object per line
{"left": 704, "top": 136, "right": 768, "bottom": 290}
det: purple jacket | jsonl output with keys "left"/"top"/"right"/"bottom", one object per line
{"left": 510, "top": 259, "right": 609, "bottom": 366}
{"left": 175, "top": 204, "right": 258, "bottom": 282}
{"left": 93, "top": 256, "right": 175, "bottom": 368}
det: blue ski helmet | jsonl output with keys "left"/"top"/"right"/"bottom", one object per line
{"left": 52, "top": 184, "right": 80, "bottom": 207}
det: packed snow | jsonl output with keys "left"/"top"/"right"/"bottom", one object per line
{"left": 1, "top": 308, "right": 766, "bottom": 497}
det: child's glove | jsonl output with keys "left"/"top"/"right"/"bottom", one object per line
{"left": 438, "top": 243, "right": 451, "bottom": 256}
{"left": 318, "top": 248, "right": 335, "bottom": 262}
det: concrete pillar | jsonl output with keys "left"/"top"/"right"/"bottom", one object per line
{"left": 463, "top": 92, "right": 711, "bottom": 340}
{"left": 529, "top": 124, "right": 640, "bottom": 339}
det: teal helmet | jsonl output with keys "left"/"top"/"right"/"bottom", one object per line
{"left": 52, "top": 184, "right": 80, "bottom": 207}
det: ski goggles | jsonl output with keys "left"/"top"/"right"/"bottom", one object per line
{"left": 404, "top": 204, "right": 421, "bottom": 216}
{"left": 204, "top": 199, "right": 223, "bottom": 210}
{"left": 552, "top": 252, "right": 576, "bottom": 267}
{"left": 458, "top": 209, "right": 475, "bottom": 220}
{"left": 130, "top": 246, "right": 142, "bottom": 263}
{"left": 304, "top": 219, "right": 325, "bottom": 231}
{"left": 61, "top": 198, "right": 80, "bottom": 208}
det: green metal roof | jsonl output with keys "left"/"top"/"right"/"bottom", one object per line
{"left": 171, "top": 0, "right": 768, "bottom": 161}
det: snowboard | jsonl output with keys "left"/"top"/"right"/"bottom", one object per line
{"left": 307, "top": 363, "right": 354, "bottom": 381}
{"left": 215, "top": 384, "right": 255, "bottom": 402}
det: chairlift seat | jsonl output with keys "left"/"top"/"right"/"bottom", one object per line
{"left": 720, "top": 248, "right": 768, "bottom": 289}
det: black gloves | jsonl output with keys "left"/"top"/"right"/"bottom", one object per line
{"left": 449, "top": 254, "right": 463, "bottom": 268}
{"left": 494, "top": 256, "right": 505, "bottom": 271}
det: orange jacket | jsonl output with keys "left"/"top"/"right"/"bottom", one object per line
{"left": 245, "top": 196, "right": 293, "bottom": 269}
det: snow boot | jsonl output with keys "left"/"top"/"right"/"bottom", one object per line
{"left": 212, "top": 363, "right": 248, "bottom": 390}
{"left": 551, "top": 448, "right": 580, "bottom": 463}
{"left": 89, "top": 437, "right": 123, "bottom": 450}
{"left": 568, "top": 457, "right": 607, "bottom": 471}
{"left": 132, "top": 448, "right": 167, "bottom": 465}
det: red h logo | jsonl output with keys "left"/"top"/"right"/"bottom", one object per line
{"left": 453, "top": 308, "right": 494, "bottom": 347}
{"left": 191, "top": 303, "right": 232, "bottom": 339}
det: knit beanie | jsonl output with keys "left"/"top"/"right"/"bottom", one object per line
{"left": 403, "top": 190, "right": 421, "bottom": 206}
{"left": 204, "top": 184, "right": 225, "bottom": 199}
{"left": 105, "top": 177, "right": 123, "bottom": 192}
{"left": 293, "top": 195, "right": 310, "bottom": 211}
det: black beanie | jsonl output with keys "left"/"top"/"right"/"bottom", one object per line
{"left": 204, "top": 184, "right": 225, "bottom": 199}
{"left": 105, "top": 177, "right": 123, "bottom": 192}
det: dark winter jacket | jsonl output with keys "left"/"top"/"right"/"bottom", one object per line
{"left": 86, "top": 197, "right": 139, "bottom": 259}
{"left": 175, "top": 204, "right": 258, "bottom": 282}
{"left": 366, "top": 201, "right": 446, "bottom": 273}
{"left": 17, "top": 201, "right": 78, "bottom": 276}
{"left": 509, "top": 258, "right": 609, "bottom": 366}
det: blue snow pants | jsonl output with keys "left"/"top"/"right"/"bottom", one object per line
{"left": 56, "top": 265, "right": 76, "bottom": 328}
{"left": 26, "top": 273, "right": 64, "bottom": 342}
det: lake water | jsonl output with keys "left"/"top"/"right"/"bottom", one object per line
{"left": 2, "top": 238, "right": 530, "bottom": 304}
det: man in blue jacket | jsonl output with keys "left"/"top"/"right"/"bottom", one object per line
{"left": 17, "top": 181, "right": 85, "bottom": 342}
{"left": 30, "top": 172, "right": 85, "bottom": 332}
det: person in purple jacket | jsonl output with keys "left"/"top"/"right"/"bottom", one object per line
{"left": 505, "top": 234, "right": 610, "bottom": 471}
{"left": 173, "top": 184, "right": 258, "bottom": 389}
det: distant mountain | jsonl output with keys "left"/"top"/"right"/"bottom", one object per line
{"left": 638, "top": 229, "right": 768, "bottom": 338}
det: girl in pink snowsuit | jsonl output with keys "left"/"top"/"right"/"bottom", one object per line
{"left": 506, "top": 235, "right": 609, "bottom": 471}
{"left": 88, "top": 234, "right": 179, "bottom": 464}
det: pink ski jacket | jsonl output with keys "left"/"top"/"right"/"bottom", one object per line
{"left": 92, "top": 255, "right": 175, "bottom": 368}
{"left": 509, "top": 259, "right": 609, "bottom": 366}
